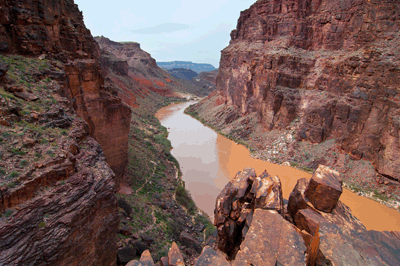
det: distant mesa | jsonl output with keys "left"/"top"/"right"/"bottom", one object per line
{"left": 157, "top": 61, "right": 216, "bottom": 74}
{"left": 168, "top": 68, "right": 198, "bottom": 81}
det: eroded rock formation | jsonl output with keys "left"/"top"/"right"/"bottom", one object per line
{"left": 0, "top": 122, "right": 119, "bottom": 266}
{"left": 0, "top": 0, "right": 131, "bottom": 184}
{"left": 213, "top": 168, "right": 284, "bottom": 258}
{"left": 0, "top": 0, "right": 99, "bottom": 60}
{"left": 131, "top": 165, "right": 400, "bottom": 265}
{"left": 95, "top": 36, "right": 176, "bottom": 97}
{"left": 63, "top": 60, "right": 131, "bottom": 185}
{"left": 0, "top": 1, "right": 131, "bottom": 265}
{"left": 192, "top": 0, "right": 400, "bottom": 185}
{"left": 288, "top": 165, "right": 400, "bottom": 265}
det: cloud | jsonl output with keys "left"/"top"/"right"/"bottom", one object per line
{"left": 131, "top": 23, "right": 191, "bottom": 34}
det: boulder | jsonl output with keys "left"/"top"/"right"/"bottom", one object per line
{"left": 13, "top": 91, "right": 39, "bottom": 101}
{"left": 305, "top": 165, "right": 342, "bottom": 213}
{"left": 139, "top": 250, "right": 155, "bottom": 266}
{"left": 0, "top": 118, "right": 11, "bottom": 127}
{"left": 179, "top": 232, "right": 202, "bottom": 253}
{"left": 133, "top": 241, "right": 149, "bottom": 256}
{"left": 195, "top": 246, "right": 230, "bottom": 266}
{"left": 287, "top": 178, "right": 310, "bottom": 218}
{"left": 232, "top": 210, "right": 307, "bottom": 266}
{"left": 126, "top": 261, "right": 142, "bottom": 266}
{"left": 294, "top": 208, "right": 325, "bottom": 236}
{"left": 118, "top": 197, "right": 133, "bottom": 217}
{"left": 251, "top": 171, "right": 283, "bottom": 213}
{"left": 168, "top": 242, "right": 185, "bottom": 266}
{"left": 160, "top": 256, "right": 169, "bottom": 266}
{"left": 0, "top": 63, "right": 8, "bottom": 82}
{"left": 214, "top": 168, "right": 284, "bottom": 259}
{"left": 117, "top": 247, "right": 136, "bottom": 264}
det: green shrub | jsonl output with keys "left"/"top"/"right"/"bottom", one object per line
{"left": 20, "top": 160, "right": 28, "bottom": 167}
{"left": 7, "top": 182, "right": 16, "bottom": 188}
{"left": 0, "top": 168, "right": 6, "bottom": 177}
{"left": 9, "top": 171, "right": 19, "bottom": 179}
{"left": 11, "top": 148, "right": 26, "bottom": 156}
{"left": 175, "top": 181, "right": 196, "bottom": 215}
{"left": 4, "top": 209, "right": 13, "bottom": 218}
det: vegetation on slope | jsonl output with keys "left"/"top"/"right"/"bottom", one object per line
{"left": 116, "top": 93, "right": 215, "bottom": 263}
{"left": 0, "top": 55, "right": 78, "bottom": 215}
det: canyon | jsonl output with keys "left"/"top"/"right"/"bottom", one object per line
{"left": 1, "top": 0, "right": 400, "bottom": 265}
{"left": 189, "top": 0, "right": 400, "bottom": 208}
{"left": 0, "top": 1, "right": 214, "bottom": 265}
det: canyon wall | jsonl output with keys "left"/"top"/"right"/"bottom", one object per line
{"left": 95, "top": 36, "right": 177, "bottom": 97}
{"left": 95, "top": 36, "right": 215, "bottom": 98}
{"left": 0, "top": 0, "right": 132, "bottom": 265}
{"left": 0, "top": 124, "right": 119, "bottom": 266}
{"left": 0, "top": 0, "right": 131, "bottom": 183}
{"left": 215, "top": 0, "right": 400, "bottom": 180}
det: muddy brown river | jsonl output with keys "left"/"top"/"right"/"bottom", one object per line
{"left": 156, "top": 102, "right": 400, "bottom": 232}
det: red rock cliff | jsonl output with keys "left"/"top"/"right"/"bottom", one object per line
{"left": 217, "top": 0, "right": 400, "bottom": 180}
{"left": 0, "top": 0, "right": 131, "bottom": 183}
{"left": 0, "top": 0, "right": 132, "bottom": 265}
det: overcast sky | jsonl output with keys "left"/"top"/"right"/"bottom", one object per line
{"left": 74, "top": 0, "right": 255, "bottom": 68}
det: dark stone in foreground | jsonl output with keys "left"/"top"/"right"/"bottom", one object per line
{"left": 305, "top": 165, "right": 342, "bottom": 213}
{"left": 117, "top": 247, "right": 136, "bottom": 264}
{"left": 180, "top": 231, "right": 203, "bottom": 253}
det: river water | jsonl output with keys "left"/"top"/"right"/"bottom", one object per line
{"left": 156, "top": 101, "right": 400, "bottom": 232}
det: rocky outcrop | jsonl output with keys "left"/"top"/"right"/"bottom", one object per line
{"left": 197, "top": 69, "right": 218, "bottom": 86}
{"left": 0, "top": 1, "right": 132, "bottom": 185}
{"left": 63, "top": 60, "right": 131, "bottom": 186}
{"left": 95, "top": 36, "right": 180, "bottom": 97}
{"left": 127, "top": 165, "right": 400, "bottom": 266}
{"left": 0, "top": 123, "right": 119, "bottom": 266}
{"left": 95, "top": 36, "right": 216, "bottom": 98}
{"left": 95, "top": 37, "right": 157, "bottom": 71}
{"left": 214, "top": 168, "right": 284, "bottom": 258}
{"left": 0, "top": 1, "right": 131, "bottom": 265}
{"left": 195, "top": 246, "right": 230, "bottom": 266}
{"left": 287, "top": 165, "right": 400, "bottom": 266}
{"left": 232, "top": 209, "right": 307, "bottom": 266}
{"left": 0, "top": 0, "right": 99, "bottom": 60}
{"left": 100, "top": 50, "right": 130, "bottom": 76}
{"left": 195, "top": 0, "right": 400, "bottom": 182}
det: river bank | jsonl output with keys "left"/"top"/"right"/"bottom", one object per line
{"left": 157, "top": 101, "right": 400, "bottom": 232}
{"left": 114, "top": 96, "right": 214, "bottom": 264}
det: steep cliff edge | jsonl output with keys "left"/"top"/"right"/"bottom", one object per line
{"left": 0, "top": 55, "right": 118, "bottom": 265}
{"left": 189, "top": 0, "right": 400, "bottom": 205}
{"left": 0, "top": 0, "right": 131, "bottom": 185}
{"left": 0, "top": 0, "right": 132, "bottom": 265}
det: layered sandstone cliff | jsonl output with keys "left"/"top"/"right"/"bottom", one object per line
{"left": 0, "top": 0, "right": 132, "bottom": 265}
{"left": 95, "top": 36, "right": 215, "bottom": 98}
{"left": 221, "top": 0, "right": 400, "bottom": 178}
{"left": 190, "top": 0, "right": 400, "bottom": 200}
{"left": 0, "top": 0, "right": 131, "bottom": 184}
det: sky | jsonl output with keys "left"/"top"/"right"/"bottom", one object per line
{"left": 74, "top": 0, "right": 256, "bottom": 68}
